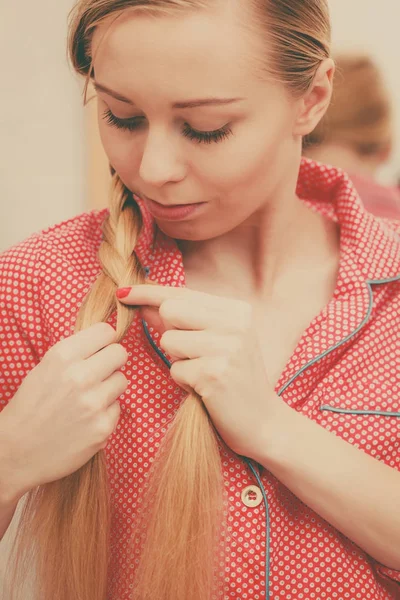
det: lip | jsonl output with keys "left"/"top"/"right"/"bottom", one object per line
{"left": 141, "top": 195, "right": 207, "bottom": 221}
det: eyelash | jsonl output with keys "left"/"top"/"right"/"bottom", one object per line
{"left": 102, "top": 108, "right": 232, "bottom": 145}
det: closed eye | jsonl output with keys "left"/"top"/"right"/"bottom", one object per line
{"left": 102, "top": 108, "right": 144, "bottom": 132}
{"left": 101, "top": 108, "right": 233, "bottom": 145}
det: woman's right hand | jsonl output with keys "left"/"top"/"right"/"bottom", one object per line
{"left": 0, "top": 322, "right": 128, "bottom": 499}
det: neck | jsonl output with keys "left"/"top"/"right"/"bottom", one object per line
{"left": 177, "top": 187, "right": 340, "bottom": 304}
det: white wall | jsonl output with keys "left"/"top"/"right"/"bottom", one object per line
{"left": 330, "top": 0, "right": 400, "bottom": 184}
{"left": 0, "top": 0, "right": 86, "bottom": 252}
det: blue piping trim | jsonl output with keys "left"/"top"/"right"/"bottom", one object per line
{"left": 320, "top": 405, "right": 400, "bottom": 417}
{"left": 244, "top": 458, "right": 271, "bottom": 599}
{"left": 277, "top": 274, "right": 400, "bottom": 398}
{"left": 141, "top": 318, "right": 172, "bottom": 369}
{"left": 277, "top": 283, "right": 373, "bottom": 397}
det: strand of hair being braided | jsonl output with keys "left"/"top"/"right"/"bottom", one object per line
{"left": 75, "top": 172, "right": 146, "bottom": 336}
{"left": 6, "top": 172, "right": 225, "bottom": 600}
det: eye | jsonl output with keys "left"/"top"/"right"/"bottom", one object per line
{"left": 102, "top": 108, "right": 144, "bottom": 132}
{"left": 102, "top": 108, "right": 233, "bottom": 144}
{"left": 182, "top": 123, "right": 233, "bottom": 144}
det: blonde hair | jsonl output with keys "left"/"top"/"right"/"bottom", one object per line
{"left": 305, "top": 54, "right": 393, "bottom": 156}
{"left": 6, "top": 2, "right": 331, "bottom": 599}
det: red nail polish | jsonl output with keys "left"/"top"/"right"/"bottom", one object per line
{"left": 116, "top": 287, "right": 131, "bottom": 299}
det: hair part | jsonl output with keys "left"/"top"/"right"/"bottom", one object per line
{"left": 6, "top": 2, "right": 331, "bottom": 599}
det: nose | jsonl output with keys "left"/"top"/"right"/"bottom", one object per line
{"left": 139, "top": 127, "right": 186, "bottom": 187}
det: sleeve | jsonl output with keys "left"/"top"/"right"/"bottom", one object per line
{"left": 0, "top": 235, "right": 49, "bottom": 413}
{"left": 371, "top": 329, "right": 400, "bottom": 589}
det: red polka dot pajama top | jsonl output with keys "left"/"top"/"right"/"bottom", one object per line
{"left": 1, "top": 159, "right": 400, "bottom": 599}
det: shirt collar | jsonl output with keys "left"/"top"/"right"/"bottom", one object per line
{"left": 297, "top": 158, "right": 400, "bottom": 284}
{"left": 132, "top": 158, "right": 400, "bottom": 285}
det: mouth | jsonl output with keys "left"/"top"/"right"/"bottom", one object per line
{"left": 139, "top": 194, "right": 207, "bottom": 222}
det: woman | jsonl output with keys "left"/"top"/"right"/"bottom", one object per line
{"left": 1, "top": 1, "right": 400, "bottom": 599}
{"left": 304, "top": 54, "right": 400, "bottom": 219}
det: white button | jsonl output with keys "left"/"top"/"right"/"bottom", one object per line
{"left": 241, "top": 485, "right": 263, "bottom": 508}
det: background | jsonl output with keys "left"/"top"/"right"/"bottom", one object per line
{"left": 1, "top": 0, "right": 400, "bottom": 251}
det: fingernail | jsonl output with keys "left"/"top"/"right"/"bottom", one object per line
{"left": 116, "top": 287, "right": 132, "bottom": 299}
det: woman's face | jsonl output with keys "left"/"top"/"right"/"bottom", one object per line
{"left": 92, "top": 4, "right": 306, "bottom": 241}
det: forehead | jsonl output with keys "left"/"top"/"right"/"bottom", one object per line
{"left": 91, "top": 5, "right": 265, "bottom": 99}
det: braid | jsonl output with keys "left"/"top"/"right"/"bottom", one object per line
{"left": 75, "top": 173, "right": 145, "bottom": 338}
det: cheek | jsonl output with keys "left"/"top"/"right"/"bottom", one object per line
{"left": 198, "top": 121, "right": 285, "bottom": 194}
{"left": 236, "top": 115, "right": 295, "bottom": 190}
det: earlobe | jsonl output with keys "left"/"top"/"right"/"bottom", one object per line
{"left": 293, "top": 59, "right": 335, "bottom": 137}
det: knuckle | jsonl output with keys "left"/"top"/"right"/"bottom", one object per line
{"left": 159, "top": 299, "right": 175, "bottom": 320}
{"left": 204, "top": 358, "right": 228, "bottom": 383}
{"left": 45, "top": 342, "right": 72, "bottom": 367}
{"left": 169, "top": 360, "right": 181, "bottom": 379}
{"left": 97, "top": 406, "right": 121, "bottom": 445}
{"left": 169, "top": 360, "right": 188, "bottom": 386}
{"left": 110, "top": 343, "right": 129, "bottom": 364}
{"left": 105, "top": 373, "right": 128, "bottom": 402}
{"left": 77, "top": 391, "right": 97, "bottom": 415}
{"left": 115, "top": 372, "right": 129, "bottom": 392}
{"left": 62, "top": 366, "right": 88, "bottom": 391}
{"left": 169, "top": 361, "right": 196, "bottom": 395}
{"left": 160, "top": 330, "right": 174, "bottom": 347}
{"left": 96, "top": 420, "right": 113, "bottom": 444}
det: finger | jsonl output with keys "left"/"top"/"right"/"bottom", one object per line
{"left": 159, "top": 298, "right": 230, "bottom": 332}
{"left": 169, "top": 357, "right": 213, "bottom": 396}
{"left": 106, "top": 400, "right": 121, "bottom": 433}
{"left": 82, "top": 343, "right": 128, "bottom": 386}
{"left": 97, "top": 371, "right": 129, "bottom": 409}
{"left": 140, "top": 305, "right": 172, "bottom": 336}
{"left": 116, "top": 284, "right": 216, "bottom": 308}
{"left": 160, "top": 330, "right": 234, "bottom": 360}
{"left": 99, "top": 401, "right": 122, "bottom": 449}
{"left": 49, "top": 323, "right": 117, "bottom": 363}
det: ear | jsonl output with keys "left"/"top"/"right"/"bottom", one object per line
{"left": 293, "top": 58, "right": 335, "bottom": 136}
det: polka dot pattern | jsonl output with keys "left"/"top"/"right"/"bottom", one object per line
{"left": 1, "top": 158, "right": 400, "bottom": 598}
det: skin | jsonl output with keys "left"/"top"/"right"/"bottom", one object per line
{"left": 91, "top": 2, "right": 338, "bottom": 305}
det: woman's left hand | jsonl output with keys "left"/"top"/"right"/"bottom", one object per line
{"left": 117, "top": 284, "right": 281, "bottom": 460}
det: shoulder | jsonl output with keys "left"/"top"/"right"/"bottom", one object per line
{"left": 0, "top": 210, "right": 110, "bottom": 348}
{"left": 0, "top": 209, "right": 108, "bottom": 283}
{"left": 33, "top": 208, "right": 108, "bottom": 264}
{"left": 39, "top": 208, "right": 108, "bottom": 243}
{"left": 0, "top": 211, "right": 108, "bottom": 409}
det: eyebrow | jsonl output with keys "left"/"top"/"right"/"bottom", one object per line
{"left": 93, "top": 81, "right": 244, "bottom": 109}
